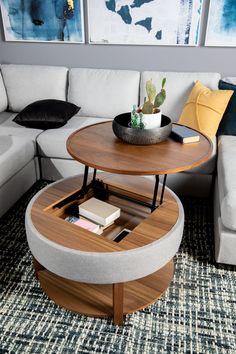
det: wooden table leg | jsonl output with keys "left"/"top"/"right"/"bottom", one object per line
{"left": 32, "top": 256, "right": 45, "bottom": 279}
{"left": 113, "top": 283, "right": 124, "bottom": 325}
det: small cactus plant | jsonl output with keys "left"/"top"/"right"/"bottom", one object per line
{"left": 142, "top": 78, "right": 166, "bottom": 114}
{"left": 130, "top": 105, "right": 144, "bottom": 129}
{"left": 130, "top": 78, "right": 167, "bottom": 129}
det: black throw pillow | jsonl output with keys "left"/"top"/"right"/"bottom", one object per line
{"left": 13, "top": 99, "right": 80, "bottom": 130}
{"left": 217, "top": 80, "right": 236, "bottom": 136}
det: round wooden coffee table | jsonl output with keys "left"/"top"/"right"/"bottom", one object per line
{"left": 26, "top": 122, "right": 212, "bottom": 325}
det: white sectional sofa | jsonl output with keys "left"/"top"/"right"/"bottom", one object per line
{"left": 0, "top": 64, "right": 234, "bottom": 265}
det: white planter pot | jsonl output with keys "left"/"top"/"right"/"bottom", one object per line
{"left": 142, "top": 111, "right": 162, "bottom": 129}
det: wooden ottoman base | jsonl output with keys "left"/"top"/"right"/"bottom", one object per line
{"left": 33, "top": 258, "right": 174, "bottom": 325}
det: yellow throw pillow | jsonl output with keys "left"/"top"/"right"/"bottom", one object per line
{"left": 178, "top": 80, "right": 233, "bottom": 139}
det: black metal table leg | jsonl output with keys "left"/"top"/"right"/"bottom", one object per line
{"left": 82, "top": 165, "right": 89, "bottom": 191}
{"left": 151, "top": 175, "right": 159, "bottom": 211}
{"left": 54, "top": 170, "right": 167, "bottom": 212}
{"left": 92, "top": 169, "right": 97, "bottom": 183}
{"left": 160, "top": 174, "right": 167, "bottom": 205}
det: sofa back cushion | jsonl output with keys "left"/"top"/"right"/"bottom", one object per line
{"left": 68, "top": 68, "right": 140, "bottom": 118}
{"left": 222, "top": 77, "right": 236, "bottom": 85}
{"left": 0, "top": 71, "right": 8, "bottom": 112}
{"left": 140, "top": 72, "right": 221, "bottom": 122}
{"left": 1, "top": 64, "right": 68, "bottom": 112}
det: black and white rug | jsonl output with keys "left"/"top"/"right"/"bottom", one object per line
{"left": 0, "top": 182, "right": 235, "bottom": 354}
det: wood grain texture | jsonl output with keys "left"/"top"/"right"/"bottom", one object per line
{"left": 37, "top": 260, "right": 174, "bottom": 320}
{"left": 32, "top": 256, "right": 45, "bottom": 279}
{"left": 66, "top": 122, "right": 213, "bottom": 175}
{"left": 31, "top": 174, "right": 179, "bottom": 253}
{"left": 113, "top": 283, "right": 124, "bottom": 325}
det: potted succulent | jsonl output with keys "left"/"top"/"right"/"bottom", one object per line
{"left": 131, "top": 78, "right": 167, "bottom": 129}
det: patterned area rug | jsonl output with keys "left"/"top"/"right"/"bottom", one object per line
{"left": 0, "top": 181, "right": 235, "bottom": 354}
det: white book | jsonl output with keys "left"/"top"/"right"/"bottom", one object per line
{"left": 79, "top": 197, "right": 120, "bottom": 226}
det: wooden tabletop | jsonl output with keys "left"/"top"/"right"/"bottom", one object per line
{"left": 67, "top": 122, "right": 213, "bottom": 175}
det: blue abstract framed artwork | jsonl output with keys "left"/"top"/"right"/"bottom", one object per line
{"left": 205, "top": 0, "right": 236, "bottom": 46}
{"left": 0, "top": 0, "right": 84, "bottom": 43}
{"left": 88, "top": 0, "right": 203, "bottom": 46}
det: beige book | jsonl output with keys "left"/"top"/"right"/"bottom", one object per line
{"left": 79, "top": 197, "right": 120, "bottom": 226}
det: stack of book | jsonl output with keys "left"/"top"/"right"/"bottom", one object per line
{"left": 171, "top": 125, "right": 200, "bottom": 144}
{"left": 65, "top": 197, "right": 120, "bottom": 235}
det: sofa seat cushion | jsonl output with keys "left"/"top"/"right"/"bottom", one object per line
{"left": 0, "top": 112, "right": 13, "bottom": 124}
{"left": 140, "top": 72, "right": 221, "bottom": 122}
{"left": 0, "top": 135, "right": 35, "bottom": 186}
{"left": 37, "top": 116, "right": 111, "bottom": 159}
{"left": 0, "top": 71, "right": 8, "bottom": 112}
{"left": 1, "top": 64, "right": 68, "bottom": 112}
{"left": 68, "top": 68, "right": 140, "bottom": 118}
{"left": 218, "top": 136, "right": 236, "bottom": 230}
{"left": 0, "top": 113, "right": 42, "bottom": 141}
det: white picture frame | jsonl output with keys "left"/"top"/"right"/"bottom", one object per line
{"left": 88, "top": 0, "right": 203, "bottom": 46}
{"left": 205, "top": 0, "right": 236, "bottom": 47}
{"left": 0, "top": 0, "right": 85, "bottom": 43}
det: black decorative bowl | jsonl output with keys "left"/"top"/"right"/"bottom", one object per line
{"left": 112, "top": 113, "right": 172, "bottom": 145}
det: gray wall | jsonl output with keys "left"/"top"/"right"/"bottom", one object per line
{"left": 0, "top": 0, "right": 235, "bottom": 76}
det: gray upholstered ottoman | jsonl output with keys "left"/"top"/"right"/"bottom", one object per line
{"left": 26, "top": 175, "right": 184, "bottom": 325}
